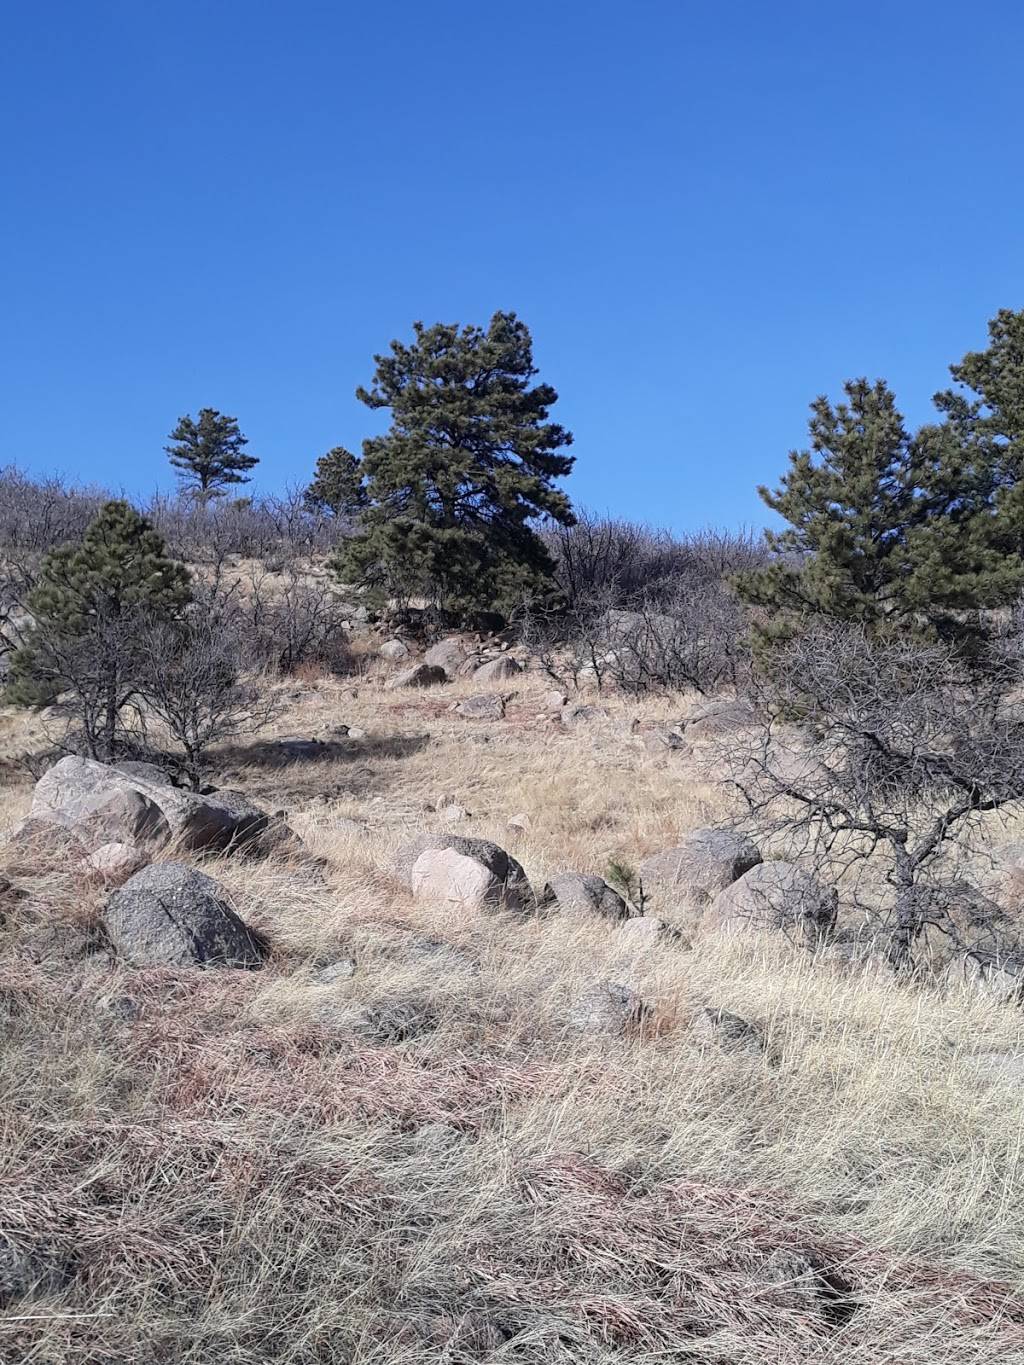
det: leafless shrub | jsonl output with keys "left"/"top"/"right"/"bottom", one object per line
{"left": 242, "top": 561, "right": 354, "bottom": 675}
{"left": 543, "top": 511, "right": 768, "bottom": 611}
{"left": 715, "top": 622, "right": 1024, "bottom": 976}
{"left": 136, "top": 598, "right": 281, "bottom": 789}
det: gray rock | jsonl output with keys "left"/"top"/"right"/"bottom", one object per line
{"left": 393, "top": 833, "right": 534, "bottom": 914}
{"left": 561, "top": 704, "right": 609, "bottom": 728}
{"left": 379, "top": 638, "right": 410, "bottom": 662}
{"left": 641, "top": 728, "right": 689, "bottom": 757}
{"left": 541, "top": 689, "right": 568, "bottom": 714}
{"left": 314, "top": 958, "right": 357, "bottom": 985}
{"left": 539, "top": 873, "right": 631, "bottom": 922}
{"left": 473, "top": 655, "right": 522, "bottom": 683}
{"left": 640, "top": 829, "right": 761, "bottom": 909}
{"left": 456, "top": 694, "right": 506, "bottom": 721}
{"left": 113, "top": 760, "right": 175, "bottom": 787}
{"left": 566, "top": 980, "right": 647, "bottom": 1036}
{"left": 385, "top": 663, "right": 447, "bottom": 690}
{"left": 86, "top": 841, "right": 148, "bottom": 882}
{"left": 104, "top": 863, "right": 267, "bottom": 968}
{"left": 32, "top": 756, "right": 269, "bottom": 854}
{"left": 710, "top": 860, "right": 838, "bottom": 942}
{"left": 690, "top": 1005, "right": 764, "bottom": 1052}
{"left": 423, "top": 637, "right": 468, "bottom": 677}
{"left": 412, "top": 847, "right": 506, "bottom": 912}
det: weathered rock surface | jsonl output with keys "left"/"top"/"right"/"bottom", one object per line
{"left": 86, "top": 841, "right": 148, "bottom": 882}
{"left": 423, "top": 637, "right": 468, "bottom": 677}
{"left": 379, "top": 638, "right": 410, "bottom": 662}
{"left": 385, "top": 663, "right": 447, "bottom": 690}
{"left": 473, "top": 655, "right": 522, "bottom": 683}
{"left": 566, "top": 980, "right": 647, "bottom": 1036}
{"left": 456, "top": 694, "right": 506, "bottom": 720}
{"left": 104, "top": 863, "right": 267, "bottom": 968}
{"left": 394, "top": 833, "right": 534, "bottom": 913}
{"left": 561, "top": 703, "right": 609, "bottom": 729}
{"left": 539, "top": 873, "right": 631, "bottom": 922}
{"left": 31, "top": 756, "right": 270, "bottom": 854}
{"left": 640, "top": 829, "right": 761, "bottom": 909}
{"left": 412, "top": 847, "right": 503, "bottom": 911}
{"left": 710, "top": 860, "right": 838, "bottom": 941}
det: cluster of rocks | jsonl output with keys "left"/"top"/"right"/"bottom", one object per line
{"left": 384, "top": 635, "right": 525, "bottom": 691}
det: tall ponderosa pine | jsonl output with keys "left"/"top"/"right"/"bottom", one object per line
{"left": 166, "top": 408, "right": 257, "bottom": 497}
{"left": 8, "top": 501, "right": 191, "bottom": 757}
{"left": 738, "top": 313, "right": 1024, "bottom": 655}
{"left": 304, "top": 446, "right": 366, "bottom": 517}
{"left": 334, "top": 312, "right": 576, "bottom": 617}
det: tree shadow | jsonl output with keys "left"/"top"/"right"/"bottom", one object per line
{"left": 213, "top": 731, "right": 432, "bottom": 773}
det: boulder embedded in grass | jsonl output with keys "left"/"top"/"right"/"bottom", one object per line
{"left": 385, "top": 663, "right": 447, "bottom": 690}
{"left": 709, "top": 860, "right": 837, "bottom": 942}
{"left": 104, "top": 862, "right": 267, "bottom": 968}
{"left": 539, "top": 873, "right": 630, "bottom": 922}
{"left": 456, "top": 694, "right": 506, "bottom": 721}
{"left": 640, "top": 829, "right": 761, "bottom": 910}
{"left": 395, "top": 833, "right": 534, "bottom": 913}
{"left": 473, "top": 655, "right": 522, "bottom": 683}
{"left": 31, "top": 756, "right": 269, "bottom": 854}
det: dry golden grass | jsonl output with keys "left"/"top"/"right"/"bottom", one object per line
{"left": 2, "top": 668, "right": 1024, "bottom": 1362}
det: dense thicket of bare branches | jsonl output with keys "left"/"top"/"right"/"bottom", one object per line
{"left": 716, "top": 622, "right": 1024, "bottom": 980}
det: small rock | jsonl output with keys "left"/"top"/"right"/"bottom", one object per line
{"left": 412, "top": 847, "right": 505, "bottom": 911}
{"left": 641, "top": 729, "right": 689, "bottom": 757}
{"left": 437, "top": 803, "right": 470, "bottom": 823}
{"left": 710, "top": 860, "right": 837, "bottom": 943}
{"left": 690, "top": 1005, "right": 763, "bottom": 1052}
{"left": 541, "top": 689, "right": 568, "bottom": 714}
{"left": 456, "top": 694, "right": 506, "bottom": 721}
{"left": 507, "top": 812, "right": 531, "bottom": 832}
{"left": 561, "top": 704, "right": 609, "bottom": 729}
{"left": 394, "top": 834, "right": 534, "bottom": 913}
{"left": 423, "top": 637, "right": 468, "bottom": 678}
{"left": 346, "top": 726, "right": 367, "bottom": 740}
{"left": 86, "top": 842, "right": 148, "bottom": 882}
{"left": 539, "top": 873, "right": 631, "bottom": 922}
{"left": 566, "top": 980, "right": 647, "bottom": 1036}
{"left": 314, "top": 958, "right": 357, "bottom": 985}
{"left": 379, "top": 639, "right": 411, "bottom": 662}
{"left": 385, "top": 664, "right": 447, "bottom": 690}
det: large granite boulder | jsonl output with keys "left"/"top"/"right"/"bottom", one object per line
{"left": 104, "top": 863, "right": 267, "bottom": 968}
{"left": 29, "top": 756, "right": 269, "bottom": 854}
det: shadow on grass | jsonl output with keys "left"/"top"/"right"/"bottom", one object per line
{"left": 214, "top": 732, "right": 432, "bottom": 772}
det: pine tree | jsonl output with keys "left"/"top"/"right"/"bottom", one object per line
{"left": 166, "top": 408, "right": 257, "bottom": 497}
{"left": 304, "top": 446, "right": 366, "bottom": 517}
{"left": 736, "top": 363, "right": 1024, "bottom": 656}
{"left": 333, "top": 312, "right": 576, "bottom": 619}
{"left": 8, "top": 501, "right": 191, "bottom": 757}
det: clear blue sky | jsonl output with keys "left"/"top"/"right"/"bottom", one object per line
{"left": 3, "top": 1, "right": 1022, "bottom": 531}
